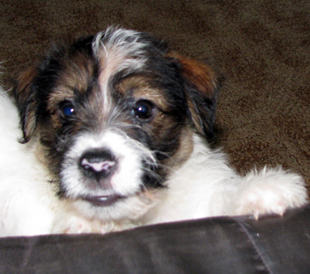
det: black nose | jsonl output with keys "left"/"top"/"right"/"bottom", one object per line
{"left": 79, "top": 150, "right": 116, "bottom": 180}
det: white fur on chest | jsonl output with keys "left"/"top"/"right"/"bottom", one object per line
{"left": 140, "top": 136, "right": 241, "bottom": 224}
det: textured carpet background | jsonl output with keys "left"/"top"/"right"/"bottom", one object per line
{"left": 0, "top": 0, "right": 309, "bottom": 187}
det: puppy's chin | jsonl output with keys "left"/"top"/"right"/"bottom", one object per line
{"left": 64, "top": 189, "right": 160, "bottom": 222}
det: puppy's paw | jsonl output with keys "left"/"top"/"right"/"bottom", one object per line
{"left": 235, "top": 167, "right": 308, "bottom": 219}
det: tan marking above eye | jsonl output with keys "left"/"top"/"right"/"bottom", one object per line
{"left": 47, "top": 87, "right": 75, "bottom": 114}
{"left": 116, "top": 76, "right": 170, "bottom": 112}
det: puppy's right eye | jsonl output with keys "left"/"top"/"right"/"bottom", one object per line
{"left": 59, "top": 102, "right": 75, "bottom": 119}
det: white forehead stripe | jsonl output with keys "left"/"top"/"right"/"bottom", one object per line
{"left": 92, "top": 27, "right": 151, "bottom": 113}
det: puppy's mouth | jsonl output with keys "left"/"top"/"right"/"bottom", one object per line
{"left": 81, "top": 194, "right": 126, "bottom": 207}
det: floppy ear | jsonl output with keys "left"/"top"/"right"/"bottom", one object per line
{"left": 13, "top": 66, "right": 39, "bottom": 143}
{"left": 173, "top": 54, "right": 220, "bottom": 139}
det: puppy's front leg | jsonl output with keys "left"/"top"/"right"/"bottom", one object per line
{"left": 233, "top": 167, "right": 308, "bottom": 219}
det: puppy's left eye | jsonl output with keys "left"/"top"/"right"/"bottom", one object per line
{"left": 132, "top": 100, "right": 154, "bottom": 121}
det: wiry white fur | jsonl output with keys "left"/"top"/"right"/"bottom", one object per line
{"left": 62, "top": 130, "right": 155, "bottom": 197}
{"left": 93, "top": 27, "right": 151, "bottom": 61}
{"left": 0, "top": 89, "right": 308, "bottom": 236}
{"left": 60, "top": 129, "right": 157, "bottom": 222}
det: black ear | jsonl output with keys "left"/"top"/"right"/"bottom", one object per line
{"left": 174, "top": 54, "right": 221, "bottom": 139}
{"left": 13, "top": 66, "right": 39, "bottom": 143}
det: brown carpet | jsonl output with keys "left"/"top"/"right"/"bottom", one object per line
{"left": 0, "top": 0, "right": 309, "bottom": 187}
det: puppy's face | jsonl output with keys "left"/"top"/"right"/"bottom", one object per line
{"left": 14, "top": 27, "right": 219, "bottom": 221}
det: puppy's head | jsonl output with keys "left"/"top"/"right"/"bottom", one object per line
{"left": 14, "top": 27, "right": 220, "bottom": 221}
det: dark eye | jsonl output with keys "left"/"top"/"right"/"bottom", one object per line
{"left": 132, "top": 100, "right": 154, "bottom": 121}
{"left": 59, "top": 101, "right": 75, "bottom": 118}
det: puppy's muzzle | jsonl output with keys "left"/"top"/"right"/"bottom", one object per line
{"left": 79, "top": 149, "right": 117, "bottom": 182}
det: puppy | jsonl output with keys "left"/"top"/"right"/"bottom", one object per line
{"left": 0, "top": 27, "right": 307, "bottom": 235}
